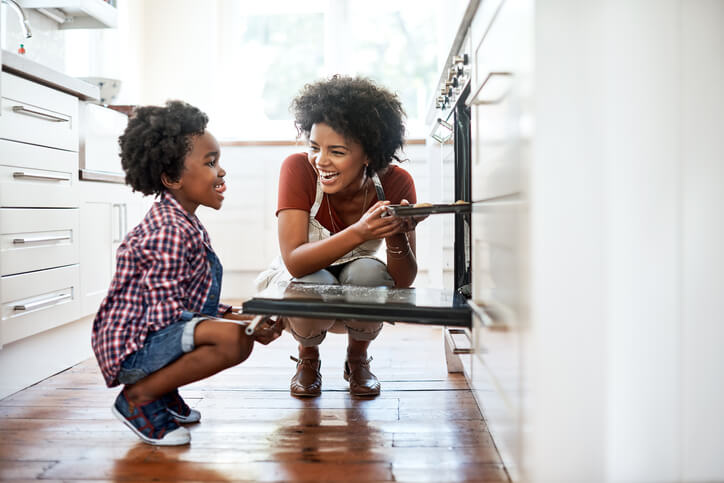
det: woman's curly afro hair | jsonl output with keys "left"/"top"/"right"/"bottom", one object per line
{"left": 291, "top": 75, "right": 406, "bottom": 175}
{"left": 119, "top": 100, "right": 208, "bottom": 196}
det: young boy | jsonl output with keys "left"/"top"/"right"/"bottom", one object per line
{"left": 91, "top": 100, "right": 282, "bottom": 446}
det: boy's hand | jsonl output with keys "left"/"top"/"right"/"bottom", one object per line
{"left": 222, "top": 310, "right": 284, "bottom": 344}
{"left": 251, "top": 317, "right": 284, "bottom": 345}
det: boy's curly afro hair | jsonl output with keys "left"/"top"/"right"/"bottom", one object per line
{"left": 119, "top": 100, "right": 208, "bottom": 196}
{"left": 291, "top": 75, "right": 406, "bottom": 175}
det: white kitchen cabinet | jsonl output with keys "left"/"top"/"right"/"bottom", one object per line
{"left": 0, "top": 47, "right": 115, "bottom": 399}
{"left": 468, "top": 300, "right": 522, "bottom": 474}
{"left": 78, "top": 180, "right": 149, "bottom": 318}
{"left": 0, "top": 140, "right": 78, "bottom": 208}
{"left": 0, "top": 207, "right": 79, "bottom": 276}
{"left": 0, "top": 71, "right": 82, "bottom": 348}
{"left": 465, "top": 0, "right": 532, "bottom": 480}
{"left": 0, "top": 64, "right": 102, "bottom": 399}
{"left": 0, "top": 72, "right": 79, "bottom": 151}
{"left": 0, "top": 264, "right": 80, "bottom": 345}
{"left": 17, "top": 0, "right": 117, "bottom": 28}
{"left": 436, "top": 0, "right": 724, "bottom": 481}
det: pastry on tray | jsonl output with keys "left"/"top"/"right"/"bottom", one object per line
{"left": 385, "top": 201, "right": 471, "bottom": 216}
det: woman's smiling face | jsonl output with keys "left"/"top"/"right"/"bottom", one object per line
{"left": 308, "top": 123, "right": 368, "bottom": 196}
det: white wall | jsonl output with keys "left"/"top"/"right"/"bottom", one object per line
{"left": 1, "top": 5, "right": 64, "bottom": 70}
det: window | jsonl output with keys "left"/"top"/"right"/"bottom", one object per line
{"left": 215, "top": 0, "right": 441, "bottom": 141}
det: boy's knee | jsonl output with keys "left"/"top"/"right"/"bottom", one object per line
{"left": 218, "top": 328, "right": 253, "bottom": 366}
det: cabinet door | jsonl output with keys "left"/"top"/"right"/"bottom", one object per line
{"left": 79, "top": 201, "right": 115, "bottom": 317}
{"left": 78, "top": 183, "right": 145, "bottom": 318}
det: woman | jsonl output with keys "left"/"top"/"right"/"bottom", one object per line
{"left": 257, "top": 75, "right": 423, "bottom": 397}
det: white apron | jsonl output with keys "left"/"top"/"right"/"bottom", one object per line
{"left": 254, "top": 173, "right": 385, "bottom": 292}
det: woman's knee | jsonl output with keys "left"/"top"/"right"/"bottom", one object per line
{"left": 344, "top": 320, "right": 383, "bottom": 341}
{"left": 338, "top": 258, "right": 394, "bottom": 287}
{"left": 286, "top": 316, "right": 335, "bottom": 346}
{"left": 294, "top": 269, "right": 340, "bottom": 285}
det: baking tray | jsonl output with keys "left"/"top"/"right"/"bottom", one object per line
{"left": 385, "top": 202, "right": 471, "bottom": 217}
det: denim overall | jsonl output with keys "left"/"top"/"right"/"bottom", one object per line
{"left": 200, "top": 248, "right": 223, "bottom": 316}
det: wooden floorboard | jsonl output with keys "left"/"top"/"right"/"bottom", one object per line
{"left": 0, "top": 323, "right": 508, "bottom": 482}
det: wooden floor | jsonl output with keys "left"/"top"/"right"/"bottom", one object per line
{"left": 0, "top": 324, "right": 508, "bottom": 482}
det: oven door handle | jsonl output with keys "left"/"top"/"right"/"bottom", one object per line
{"left": 430, "top": 117, "right": 453, "bottom": 143}
{"left": 466, "top": 72, "right": 514, "bottom": 106}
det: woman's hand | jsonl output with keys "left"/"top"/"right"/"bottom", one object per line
{"left": 351, "top": 200, "right": 406, "bottom": 241}
{"left": 395, "top": 199, "right": 429, "bottom": 233}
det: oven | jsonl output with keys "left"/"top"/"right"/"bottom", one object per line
{"left": 242, "top": 21, "right": 477, "bottom": 335}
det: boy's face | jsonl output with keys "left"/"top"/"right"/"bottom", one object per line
{"left": 164, "top": 130, "right": 226, "bottom": 214}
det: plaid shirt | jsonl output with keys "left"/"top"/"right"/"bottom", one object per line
{"left": 91, "top": 192, "right": 230, "bottom": 387}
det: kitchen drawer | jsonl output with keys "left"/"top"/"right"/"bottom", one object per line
{"left": 468, "top": 300, "right": 522, "bottom": 477}
{"left": 469, "top": 0, "right": 505, "bottom": 90}
{"left": 0, "top": 72, "right": 79, "bottom": 152}
{"left": 471, "top": 199, "right": 526, "bottom": 313}
{"left": 471, "top": 101, "right": 525, "bottom": 201}
{"left": 470, "top": 0, "right": 531, "bottom": 99}
{"left": 0, "top": 140, "right": 79, "bottom": 208}
{"left": 468, "top": 0, "right": 532, "bottom": 202}
{"left": 0, "top": 208, "right": 79, "bottom": 276}
{"left": 1, "top": 264, "right": 80, "bottom": 346}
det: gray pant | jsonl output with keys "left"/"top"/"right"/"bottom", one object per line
{"left": 286, "top": 258, "right": 395, "bottom": 347}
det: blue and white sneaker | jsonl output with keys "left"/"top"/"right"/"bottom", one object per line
{"left": 112, "top": 390, "right": 190, "bottom": 446}
{"left": 163, "top": 389, "right": 201, "bottom": 424}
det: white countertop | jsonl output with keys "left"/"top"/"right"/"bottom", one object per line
{"left": 1, "top": 49, "right": 99, "bottom": 101}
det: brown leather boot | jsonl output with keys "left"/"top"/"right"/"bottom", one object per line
{"left": 344, "top": 357, "right": 380, "bottom": 396}
{"left": 290, "top": 356, "right": 322, "bottom": 397}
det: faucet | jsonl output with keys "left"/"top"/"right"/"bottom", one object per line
{"left": 2, "top": 0, "right": 32, "bottom": 39}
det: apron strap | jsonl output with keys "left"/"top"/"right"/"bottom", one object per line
{"left": 371, "top": 172, "right": 385, "bottom": 201}
{"left": 310, "top": 180, "right": 324, "bottom": 218}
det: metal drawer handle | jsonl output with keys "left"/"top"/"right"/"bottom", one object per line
{"left": 12, "top": 105, "right": 69, "bottom": 123}
{"left": 13, "top": 171, "right": 71, "bottom": 182}
{"left": 447, "top": 328, "right": 473, "bottom": 354}
{"left": 13, "top": 293, "right": 72, "bottom": 311}
{"left": 466, "top": 72, "right": 513, "bottom": 106}
{"left": 112, "top": 203, "right": 128, "bottom": 243}
{"left": 467, "top": 299, "right": 509, "bottom": 331}
{"left": 13, "top": 235, "right": 71, "bottom": 244}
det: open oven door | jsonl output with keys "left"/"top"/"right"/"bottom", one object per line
{"left": 242, "top": 79, "right": 475, "bottom": 361}
{"left": 242, "top": 281, "right": 471, "bottom": 328}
